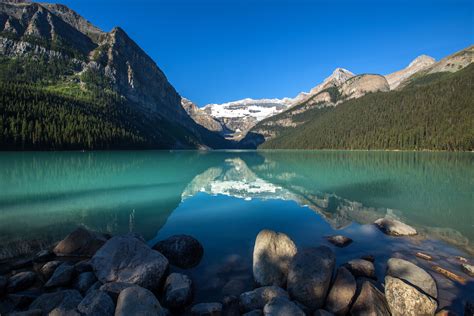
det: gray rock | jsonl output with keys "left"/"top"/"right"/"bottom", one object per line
{"left": 314, "top": 310, "right": 334, "bottom": 316}
{"left": 99, "top": 282, "right": 136, "bottom": 302}
{"left": 350, "top": 281, "right": 390, "bottom": 316}
{"left": 7, "top": 289, "right": 41, "bottom": 309}
{"left": 8, "top": 309, "right": 42, "bottom": 316}
{"left": 53, "top": 227, "right": 108, "bottom": 257}
{"left": 222, "top": 279, "right": 246, "bottom": 296}
{"left": 29, "top": 290, "right": 82, "bottom": 314}
{"left": 73, "top": 272, "right": 97, "bottom": 294}
{"left": 252, "top": 230, "right": 297, "bottom": 287}
{"left": 34, "top": 250, "right": 54, "bottom": 263}
{"left": 40, "top": 261, "right": 62, "bottom": 280}
{"left": 153, "top": 234, "right": 204, "bottom": 269}
{"left": 326, "top": 235, "right": 352, "bottom": 247}
{"left": 386, "top": 258, "right": 437, "bottom": 298}
{"left": 48, "top": 306, "right": 81, "bottom": 316}
{"left": 77, "top": 289, "right": 114, "bottom": 316}
{"left": 0, "top": 275, "right": 7, "bottom": 296}
{"left": 374, "top": 217, "right": 417, "bottom": 236}
{"left": 91, "top": 234, "right": 169, "bottom": 290}
{"left": 74, "top": 260, "right": 92, "bottom": 274}
{"left": 7, "top": 271, "right": 36, "bottom": 293}
{"left": 191, "top": 302, "right": 222, "bottom": 316}
{"left": 461, "top": 263, "right": 474, "bottom": 277}
{"left": 239, "top": 286, "right": 289, "bottom": 312}
{"left": 85, "top": 281, "right": 102, "bottom": 297}
{"left": 115, "top": 286, "right": 166, "bottom": 316}
{"left": 222, "top": 295, "right": 240, "bottom": 316}
{"left": 287, "top": 246, "right": 335, "bottom": 310}
{"left": 385, "top": 276, "right": 437, "bottom": 316}
{"left": 344, "top": 259, "right": 376, "bottom": 279}
{"left": 45, "top": 263, "right": 75, "bottom": 288}
{"left": 325, "top": 267, "right": 356, "bottom": 315}
{"left": 243, "top": 310, "right": 263, "bottom": 316}
{"left": 263, "top": 297, "right": 305, "bottom": 316}
{"left": 163, "top": 273, "right": 193, "bottom": 309}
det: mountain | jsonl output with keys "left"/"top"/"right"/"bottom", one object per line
{"left": 0, "top": 0, "right": 232, "bottom": 150}
{"left": 385, "top": 55, "right": 435, "bottom": 89}
{"left": 181, "top": 97, "right": 223, "bottom": 133}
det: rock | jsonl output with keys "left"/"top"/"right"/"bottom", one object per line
{"left": 152, "top": 234, "right": 204, "bottom": 269}
{"left": 252, "top": 229, "right": 297, "bottom": 287}
{"left": 115, "top": 286, "right": 166, "bottom": 316}
{"left": 191, "top": 302, "right": 223, "bottom": 316}
{"left": 8, "top": 310, "right": 42, "bottom": 316}
{"left": 99, "top": 282, "right": 136, "bottom": 302}
{"left": 34, "top": 250, "right": 54, "bottom": 263}
{"left": 7, "top": 271, "right": 36, "bottom": 293}
{"left": 461, "top": 263, "right": 474, "bottom": 277}
{"left": 239, "top": 286, "right": 289, "bottom": 312}
{"left": 287, "top": 246, "right": 335, "bottom": 310}
{"left": 40, "top": 261, "right": 62, "bottom": 280}
{"left": 91, "top": 234, "right": 169, "bottom": 290}
{"left": 74, "top": 260, "right": 92, "bottom": 274}
{"left": 29, "top": 289, "right": 82, "bottom": 314}
{"left": 45, "top": 263, "right": 75, "bottom": 288}
{"left": 73, "top": 272, "right": 97, "bottom": 293}
{"left": 360, "top": 255, "right": 375, "bottom": 262}
{"left": 7, "top": 289, "right": 42, "bottom": 309}
{"left": 385, "top": 276, "right": 437, "bottom": 316}
{"left": 350, "top": 281, "right": 390, "bottom": 316}
{"left": 243, "top": 310, "right": 263, "bottom": 316}
{"left": 77, "top": 289, "right": 114, "bottom": 316}
{"left": 0, "top": 275, "right": 7, "bottom": 296}
{"left": 222, "top": 295, "right": 240, "bottom": 316}
{"left": 53, "top": 227, "right": 108, "bottom": 257}
{"left": 163, "top": 273, "right": 193, "bottom": 309}
{"left": 386, "top": 258, "right": 438, "bottom": 298}
{"left": 48, "top": 307, "right": 81, "bottom": 316}
{"left": 326, "top": 235, "right": 353, "bottom": 247}
{"left": 344, "top": 259, "right": 376, "bottom": 279}
{"left": 263, "top": 297, "right": 305, "bottom": 316}
{"left": 435, "top": 309, "right": 457, "bottom": 316}
{"left": 374, "top": 217, "right": 417, "bottom": 236}
{"left": 314, "top": 310, "right": 334, "bottom": 316}
{"left": 325, "top": 267, "right": 356, "bottom": 315}
{"left": 222, "top": 279, "right": 246, "bottom": 296}
{"left": 85, "top": 281, "right": 102, "bottom": 296}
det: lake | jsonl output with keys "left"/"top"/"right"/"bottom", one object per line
{"left": 0, "top": 150, "right": 473, "bottom": 311}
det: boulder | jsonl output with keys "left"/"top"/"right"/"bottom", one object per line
{"left": 74, "top": 260, "right": 92, "bottom": 274}
{"left": 222, "top": 295, "right": 240, "bottom": 316}
{"left": 239, "top": 286, "right": 289, "bottom": 312}
{"left": 9, "top": 309, "right": 43, "bottom": 316}
{"left": 90, "top": 234, "right": 169, "bottom": 290}
{"left": 350, "top": 281, "right": 390, "bottom": 316}
{"left": 153, "top": 234, "right": 204, "bottom": 269}
{"left": 374, "top": 217, "right": 417, "bottom": 236}
{"left": 386, "top": 258, "right": 437, "bottom": 298}
{"left": 243, "top": 310, "right": 263, "bottom": 316}
{"left": 7, "top": 271, "right": 36, "bottom": 293}
{"left": 326, "top": 235, "right": 353, "bottom": 247}
{"left": 314, "top": 310, "right": 334, "bottom": 316}
{"left": 252, "top": 229, "right": 297, "bottom": 287}
{"left": 385, "top": 276, "right": 437, "bottom": 316}
{"left": 73, "top": 272, "right": 97, "bottom": 293}
{"left": 29, "top": 289, "right": 82, "bottom": 314}
{"left": 45, "top": 263, "right": 75, "bottom": 288}
{"left": 263, "top": 297, "right": 305, "bottom": 316}
{"left": 53, "top": 227, "right": 108, "bottom": 257}
{"left": 85, "top": 281, "right": 102, "bottom": 297}
{"left": 48, "top": 307, "right": 81, "bottom": 316}
{"left": 191, "top": 302, "right": 222, "bottom": 316}
{"left": 115, "top": 286, "right": 166, "bottom": 316}
{"left": 461, "top": 263, "right": 474, "bottom": 277}
{"left": 34, "top": 250, "right": 54, "bottom": 263}
{"left": 325, "top": 267, "right": 356, "bottom": 315}
{"left": 222, "top": 279, "right": 246, "bottom": 296}
{"left": 7, "top": 289, "right": 41, "bottom": 309}
{"left": 99, "top": 282, "right": 136, "bottom": 302}
{"left": 344, "top": 259, "right": 376, "bottom": 279}
{"left": 163, "top": 273, "right": 193, "bottom": 309}
{"left": 287, "top": 246, "right": 335, "bottom": 310}
{"left": 77, "top": 289, "right": 114, "bottom": 316}
{"left": 40, "top": 260, "right": 62, "bottom": 280}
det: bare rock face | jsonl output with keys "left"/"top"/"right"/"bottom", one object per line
{"left": 182, "top": 98, "right": 223, "bottom": 133}
{"left": 53, "top": 227, "right": 108, "bottom": 257}
{"left": 386, "top": 258, "right": 437, "bottom": 298}
{"left": 263, "top": 297, "right": 305, "bottom": 316}
{"left": 339, "top": 74, "right": 390, "bottom": 101}
{"left": 385, "top": 55, "right": 436, "bottom": 89}
{"left": 325, "top": 267, "right": 356, "bottom": 315}
{"left": 239, "top": 286, "right": 289, "bottom": 312}
{"left": 350, "top": 281, "right": 390, "bottom": 316}
{"left": 427, "top": 45, "right": 473, "bottom": 74}
{"left": 385, "top": 276, "right": 437, "bottom": 316}
{"left": 252, "top": 229, "right": 297, "bottom": 287}
{"left": 115, "top": 286, "right": 166, "bottom": 316}
{"left": 152, "top": 234, "right": 204, "bottom": 269}
{"left": 374, "top": 217, "right": 417, "bottom": 236}
{"left": 287, "top": 246, "right": 335, "bottom": 310}
{"left": 91, "top": 234, "right": 169, "bottom": 291}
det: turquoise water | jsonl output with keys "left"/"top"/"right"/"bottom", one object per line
{"left": 0, "top": 151, "right": 473, "bottom": 309}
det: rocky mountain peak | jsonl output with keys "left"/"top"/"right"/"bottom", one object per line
{"left": 408, "top": 55, "right": 436, "bottom": 68}
{"left": 330, "top": 67, "right": 355, "bottom": 83}
{"left": 385, "top": 54, "right": 436, "bottom": 89}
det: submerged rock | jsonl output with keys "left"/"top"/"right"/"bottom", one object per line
{"left": 374, "top": 217, "right": 417, "bottom": 236}
{"left": 77, "top": 289, "right": 114, "bottom": 316}
{"left": 386, "top": 258, "right": 437, "bottom": 298}
{"left": 350, "top": 281, "right": 390, "bottom": 316}
{"left": 314, "top": 310, "right": 335, "bottom": 316}
{"left": 191, "top": 302, "right": 223, "bottom": 316}
{"left": 461, "top": 263, "right": 474, "bottom": 277}
{"left": 163, "top": 273, "right": 193, "bottom": 309}
{"left": 325, "top": 267, "right": 356, "bottom": 315}
{"left": 7, "top": 271, "right": 36, "bottom": 293}
{"left": 222, "top": 295, "right": 240, "bottom": 316}
{"left": 239, "top": 286, "right": 289, "bottom": 312}
{"left": 40, "top": 260, "right": 62, "bottom": 280}
{"left": 91, "top": 234, "right": 169, "bottom": 290}
{"left": 287, "top": 246, "right": 335, "bottom": 310}
{"left": 9, "top": 309, "right": 43, "bottom": 316}
{"left": 29, "top": 289, "right": 82, "bottom": 315}
{"left": 326, "top": 235, "right": 353, "bottom": 248}
{"left": 263, "top": 297, "right": 305, "bottom": 316}
{"left": 344, "top": 259, "right": 376, "bottom": 279}
{"left": 53, "top": 227, "right": 108, "bottom": 257}
{"left": 115, "top": 286, "right": 166, "bottom": 316}
{"left": 252, "top": 229, "right": 297, "bottom": 287}
{"left": 243, "top": 310, "right": 263, "bottom": 316}
{"left": 153, "top": 234, "right": 204, "bottom": 269}
{"left": 385, "top": 276, "right": 437, "bottom": 316}
{"left": 0, "top": 275, "right": 8, "bottom": 296}
{"left": 45, "top": 263, "right": 75, "bottom": 288}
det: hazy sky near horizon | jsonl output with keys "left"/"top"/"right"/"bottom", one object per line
{"left": 49, "top": 0, "right": 473, "bottom": 105}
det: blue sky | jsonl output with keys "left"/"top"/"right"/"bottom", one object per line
{"left": 50, "top": 0, "right": 473, "bottom": 105}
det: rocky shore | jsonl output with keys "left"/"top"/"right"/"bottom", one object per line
{"left": 0, "top": 218, "right": 473, "bottom": 316}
